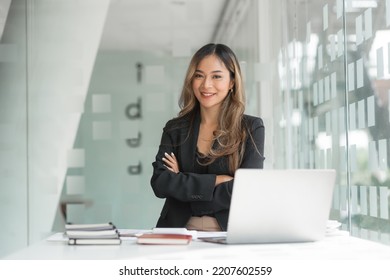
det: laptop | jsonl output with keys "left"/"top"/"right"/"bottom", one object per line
{"left": 203, "top": 169, "right": 336, "bottom": 244}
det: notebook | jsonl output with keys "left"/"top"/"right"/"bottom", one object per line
{"left": 203, "top": 169, "right": 336, "bottom": 244}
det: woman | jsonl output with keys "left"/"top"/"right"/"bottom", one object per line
{"left": 150, "top": 43, "right": 265, "bottom": 231}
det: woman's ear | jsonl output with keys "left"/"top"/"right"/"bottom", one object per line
{"left": 229, "top": 81, "right": 234, "bottom": 91}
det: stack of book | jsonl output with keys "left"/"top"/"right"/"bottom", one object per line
{"left": 65, "top": 222, "right": 121, "bottom": 245}
{"left": 137, "top": 228, "right": 194, "bottom": 245}
{"left": 137, "top": 233, "right": 192, "bottom": 245}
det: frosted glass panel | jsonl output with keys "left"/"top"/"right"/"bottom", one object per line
{"left": 92, "top": 94, "right": 111, "bottom": 113}
{"left": 276, "top": 0, "right": 390, "bottom": 245}
{"left": 345, "top": 0, "right": 390, "bottom": 243}
{"left": 275, "top": 0, "right": 348, "bottom": 228}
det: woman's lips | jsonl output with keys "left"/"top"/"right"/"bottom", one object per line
{"left": 201, "top": 92, "right": 216, "bottom": 97}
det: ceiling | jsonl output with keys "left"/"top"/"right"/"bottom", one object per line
{"left": 0, "top": 0, "right": 385, "bottom": 55}
{"left": 99, "top": 0, "right": 227, "bottom": 54}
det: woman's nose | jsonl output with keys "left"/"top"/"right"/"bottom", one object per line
{"left": 202, "top": 76, "right": 212, "bottom": 88}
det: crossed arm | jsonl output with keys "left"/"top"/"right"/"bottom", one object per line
{"left": 162, "top": 152, "right": 233, "bottom": 186}
{"left": 151, "top": 116, "right": 264, "bottom": 205}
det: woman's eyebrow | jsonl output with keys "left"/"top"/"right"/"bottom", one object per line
{"left": 195, "top": 69, "right": 223, "bottom": 73}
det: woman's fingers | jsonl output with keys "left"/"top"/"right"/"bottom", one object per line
{"left": 164, "top": 152, "right": 175, "bottom": 161}
{"left": 163, "top": 152, "right": 179, "bottom": 173}
{"left": 163, "top": 153, "right": 175, "bottom": 166}
{"left": 163, "top": 164, "right": 175, "bottom": 173}
{"left": 162, "top": 157, "right": 173, "bottom": 167}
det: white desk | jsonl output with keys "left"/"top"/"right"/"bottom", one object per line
{"left": 4, "top": 232, "right": 390, "bottom": 260}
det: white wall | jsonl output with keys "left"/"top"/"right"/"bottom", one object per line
{"left": 0, "top": 0, "right": 28, "bottom": 257}
{"left": 26, "top": 0, "right": 109, "bottom": 243}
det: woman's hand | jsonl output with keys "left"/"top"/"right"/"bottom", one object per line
{"left": 215, "top": 175, "right": 233, "bottom": 186}
{"left": 162, "top": 152, "right": 179, "bottom": 173}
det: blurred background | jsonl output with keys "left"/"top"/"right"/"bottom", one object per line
{"left": 1, "top": 0, "right": 390, "bottom": 257}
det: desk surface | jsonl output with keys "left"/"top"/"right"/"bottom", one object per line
{"left": 5, "top": 232, "right": 390, "bottom": 260}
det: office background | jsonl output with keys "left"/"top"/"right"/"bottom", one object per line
{"left": 0, "top": 0, "right": 389, "bottom": 258}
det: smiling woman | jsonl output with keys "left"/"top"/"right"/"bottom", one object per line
{"left": 150, "top": 43, "right": 265, "bottom": 231}
{"left": 192, "top": 54, "right": 234, "bottom": 155}
{"left": 192, "top": 55, "right": 233, "bottom": 112}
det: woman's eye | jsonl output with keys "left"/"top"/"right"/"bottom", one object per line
{"left": 213, "top": 75, "right": 222, "bottom": 79}
{"left": 194, "top": 74, "right": 203, "bottom": 78}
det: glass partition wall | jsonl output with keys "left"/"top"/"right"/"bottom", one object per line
{"left": 274, "top": 0, "right": 390, "bottom": 244}
{"left": 276, "top": 0, "right": 351, "bottom": 232}
{"left": 344, "top": 0, "right": 390, "bottom": 243}
{"left": 1, "top": 0, "right": 390, "bottom": 258}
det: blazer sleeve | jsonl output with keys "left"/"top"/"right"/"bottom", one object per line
{"left": 193, "top": 117, "right": 265, "bottom": 213}
{"left": 150, "top": 123, "right": 217, "bottom": 203}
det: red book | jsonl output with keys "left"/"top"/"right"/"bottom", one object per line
{"left": 137, "top": 233, "right": 192, "bottom": 245}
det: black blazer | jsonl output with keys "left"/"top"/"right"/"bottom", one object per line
{"left": 150, "top": 111, "right": 265, "bottom": 230}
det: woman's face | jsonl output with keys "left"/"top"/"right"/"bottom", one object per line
{"left": 192, "top": 54, "right": 233, "bottom": 112}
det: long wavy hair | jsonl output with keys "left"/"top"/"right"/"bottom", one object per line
{"left": 178, "top": 43, "right": 247, "bottom": 174}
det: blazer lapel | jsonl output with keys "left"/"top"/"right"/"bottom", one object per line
{"left": 180, "top": 111, "right": 200, "bottom": 172}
